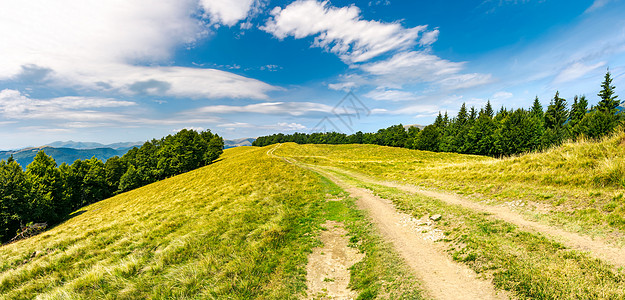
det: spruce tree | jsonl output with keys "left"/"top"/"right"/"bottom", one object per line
{"left": 596, "top": 69, "right": 619, "bottom": 114}
{"left": 434, "top": 112, "right": 445, "bottom": 127}
{"left": 544, "top": 91, "right": 568, "bottom": 129}
{"left": 484, "top": 100, "right": 494, "bottom": 118}
{"left": 569, "top": 95, "right": 588, "bottom": 132}
{"left": 530, "top": 96, "right": 543, "bottom": 119}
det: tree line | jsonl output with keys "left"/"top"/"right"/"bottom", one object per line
{"left": 0, "top": 129, "right": 224, "bottom": 242}
{"left": 254, "top": 70, "right": 622, "bottom": 156}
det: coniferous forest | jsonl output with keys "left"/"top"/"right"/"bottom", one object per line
{"left": 254, "top": 71, "right": 623, "bottom": 156}
{"left": 0, "top": 129, "right": 223, "bottom": 242}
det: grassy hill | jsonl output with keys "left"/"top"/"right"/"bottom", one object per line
{"left": 275, "top": 132, "right": 625, "bottom": 299}
{"left": 3, "top": 132, "right": 624, "bottom": 299}
{"left": 0, "top": 147, "right": 129, "bottom": 169}
{"left": 0, "top": 146, "right": 419, "bottom": 299}
{"left": 276, "top": 131, "right": 625, "bottom": 240}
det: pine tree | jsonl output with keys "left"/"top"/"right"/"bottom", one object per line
{"left": 530, "top": 96, "right": 543, "bottom": 119}
{"left": 484, "top": 100, "right": 494, "bottom": 118}
{"left": 544, "top": 91, "right": 568, "bottom": 129}
{"left": 596, "top": 69, "right": 619, "bottom": 114}
{"left": 569, "top": 95, "right": 588, "bottom": 132}
{"left": 434, "top": 112, "right": 445, "bottom": 127}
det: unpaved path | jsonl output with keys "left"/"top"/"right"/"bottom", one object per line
{"left": 319, "top": 165, "right": 625, "bottom": 269}
{"left": 317, "top": 169, "right": 511, "bottom": 300}
{"left": 306, "top": 221, "right": 363, "bottom": 300}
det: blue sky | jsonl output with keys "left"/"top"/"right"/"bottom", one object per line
{"left": 1, "top": 0, "right": 624, "bottom": 149}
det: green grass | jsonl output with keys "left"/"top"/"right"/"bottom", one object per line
{"left": 0, "top": 145, "right": 423, "bottom": 299}
{"left": 323, "top": 169, "right": 625, "bottom": 299}
{"left": 275, "top": 131, "right": 625, "bottom": 240}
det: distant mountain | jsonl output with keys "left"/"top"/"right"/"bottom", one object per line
{"left": 2, "top": 138, "right": 256, "bottom": 168}
{"left": 46, "top": 140, "right": 143, "bottom": 150}
{"left": 403, "top": 124, "right": 426, "bottom": 130}
{"left": 0, "top": 146, "right": 129, "bottom": 169}
{"left": 224, "top": 138, "right": 256, "bottom": 149}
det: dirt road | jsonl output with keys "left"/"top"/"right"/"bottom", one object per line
{"left": 316, "top": 168, "right": 511, "bottom": 300}
{"left": 319, "top": 165, "right": 625, "bottom": 269}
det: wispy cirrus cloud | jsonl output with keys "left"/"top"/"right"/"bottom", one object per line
{"left": 193, "top": 101, "right": 337, "bottom": 116}
{"left": 217, "top": 122, "right": 306, "bottom": 131}
{"left": 553, "top": 61, "right": 607, "bottom": 84}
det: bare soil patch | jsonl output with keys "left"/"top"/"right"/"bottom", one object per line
{"left": 306, "top": 221, "right": 364, "bottom": 300}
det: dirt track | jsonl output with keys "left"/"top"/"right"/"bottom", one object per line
{"left": 317, "top": 168, "right": 511, "bottom": 300}
{"left": 320, "top": 165, "right": 625, "bottom": 269}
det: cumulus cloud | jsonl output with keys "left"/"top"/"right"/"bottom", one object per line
{"left": 200, "top": 0, "right": 260, "bottom": 26}
{"left": 0, "top": 0, "right": 275, "bottom": 99}
{"left": 261, "top": 0, "right": 436, "bottom": 63}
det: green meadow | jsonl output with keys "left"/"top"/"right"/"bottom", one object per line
{"left": 0, "top": 146, "right": 419, "bottom": 299}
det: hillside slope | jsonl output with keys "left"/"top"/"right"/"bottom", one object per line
{"left": 0, "top": 146, "right": 420, "bottom": 299}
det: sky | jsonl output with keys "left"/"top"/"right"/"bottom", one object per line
{"left": 1, "top": 0, "right": 625, "bottom": 149}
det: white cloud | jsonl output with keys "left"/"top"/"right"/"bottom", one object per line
{"left": 66, "top": 65, "right": 277, "bottom": 99}
{"left": 262, "top": 0, "right": 436, "bottom": 63}
{"left": 218, "top": 122, "right": 306, "bottom": 131}
{"left": 585, "top": 0, "right": 614, "bottom": 12}
{"left": 364, "top": 88, "right": 419, "bottom": 101}
{"left": 328, "top": 81, "right": 358, "bottom": 91}
{"left": 0, "top": 89, "right": 223, "bottom": 127}
{"left": 372, "top": 103, "right": 439, "bottom": 115}
{"left": 419, "top": 29, "right": 439, "bottom": 46}
{"left": 0, "top": 0, "right": 276, "bottom": 99}
{"left": 172, "top": 126, "right": 206, "bottom": 132}
{"left": 437, "top": 73, "right": 494, "bottom": 90}
{"left": 194, "top": 102, "right": 336, "bottom": 116}
{"left": 0, "top": 89, "right": 136, "bottom": 121}
{"left": 361, "top": 51, "right": 464, "bottom": 79}
{"left": 492, "top": 91, "right": 513, "bottom": 100}
{"left": 553, "top": 61, "right": 606, "bottom": 84}
{"left": 200, "top": 0, "right": 259, "bottom": 26}
{"left": 357, "top": 51, "right": 492, "bottom": 90}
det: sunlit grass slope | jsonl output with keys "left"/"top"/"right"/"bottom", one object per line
{"left": 0, "top": 146, "right": 422, "bottom": 299}
{"left": 0, "top": 146, "right": 327, "bottom": 299}
{"left": 277, "top": 131, "right": 625, "bottom": 237}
